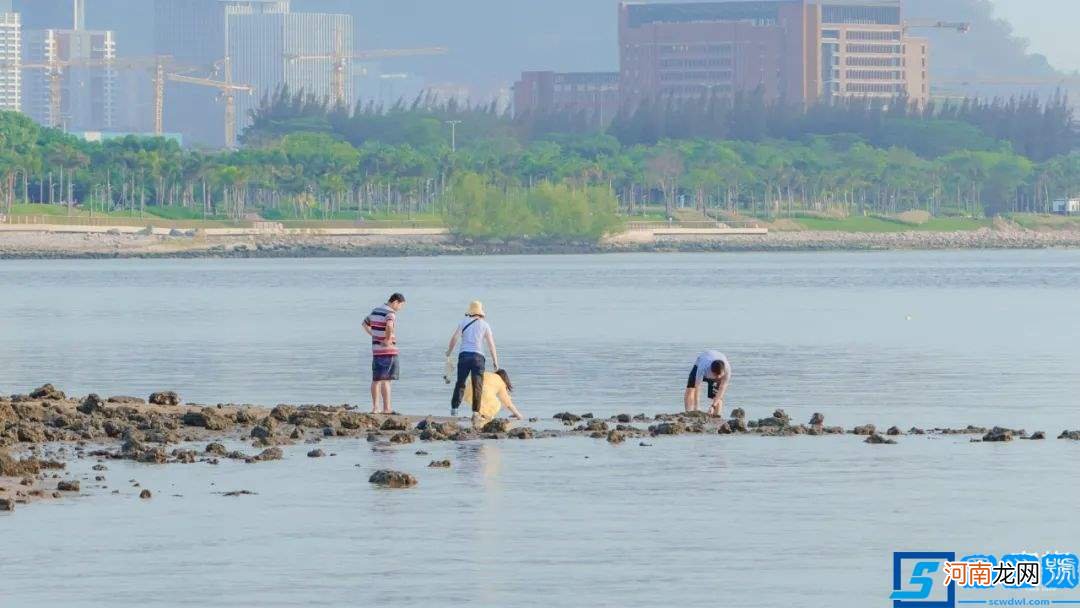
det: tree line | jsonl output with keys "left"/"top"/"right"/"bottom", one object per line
{"left": 0, "top": 87, "right": 1076, "bottom": 240}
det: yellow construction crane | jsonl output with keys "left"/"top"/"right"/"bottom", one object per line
{"left": 167, "top": 58, "right": 253, "bottom": 149}
{"left": 13, "top": 55, "right": 182, "bottom": 134}
{"left": 904, "top": 20, "right": 972, "bottom": 34}
{"left": 284, "top": 30, "right": 449, "bottom": 107}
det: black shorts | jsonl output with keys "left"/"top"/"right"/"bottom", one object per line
{"left": 687, "top": 366, "right": 718, "bottom": 399}
{"left": 372, "top": 355, "right": 400, "bottom": 381}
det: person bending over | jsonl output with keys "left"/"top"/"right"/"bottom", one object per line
{"left": 684, "top": 350, "right": 731, "bottom": 416}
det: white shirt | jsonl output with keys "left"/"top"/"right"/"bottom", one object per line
{"left": 458, "top": 317, "right": 492, "bottom": 355}
{"left": 694, "top": 350, "right": 731, "bottom": 385}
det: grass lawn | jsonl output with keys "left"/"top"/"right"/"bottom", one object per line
{"left": 793, "top": 216, "right": 990, "bottom": 232}
{"left": 1009, "top": 213, "right": 1080, "bottom": 231}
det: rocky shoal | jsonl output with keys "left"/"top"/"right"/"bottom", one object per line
{"left": 2, "top": 384, "right": 1076, "bottom": 511}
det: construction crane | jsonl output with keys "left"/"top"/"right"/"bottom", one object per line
{"left": 13, "top": 55, "right": 181, "bottom": 133}
{"left": 284, "top": 28, "right": 449, "bottom": 107}
{"left": 904, "top": 20, "right": 972, "bottom": 34}
{"left": 167, "top": 58, "right": 253, "bottom": 149}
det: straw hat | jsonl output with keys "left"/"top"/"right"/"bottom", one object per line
{"left": 466, "top": 300, "right": 486, "bottom": 317}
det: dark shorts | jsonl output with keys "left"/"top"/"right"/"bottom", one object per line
{"left": 372, "top": 355, "right": 400, "bottom": 381}
{"left": 687, "top": 366, "right": 718, "bottom": 399}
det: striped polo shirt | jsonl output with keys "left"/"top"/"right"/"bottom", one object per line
{"left": 365, "top": 304, "right": 399, "bottom": 357}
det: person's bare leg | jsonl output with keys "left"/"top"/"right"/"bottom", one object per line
{"left": 380, "top": 382, "right": 393, "bottom": 414}
{"left": 370, "top": 382, "right": 379, "bottom": 413}
{"left": 684, "top": 387, "right": 697, "bottom": 412}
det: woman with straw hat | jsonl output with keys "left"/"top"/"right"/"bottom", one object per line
{"left": 446, "top": 300, "right": 500, "bottom": 419}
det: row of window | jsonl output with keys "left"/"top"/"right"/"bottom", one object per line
{"left": 659, "top": 84, "right": 735, "bottom": 95}
{"left": 846, "top": 83, "right": 905, "bottom": 94}
{"left": 846, "top": 70, "right": 902, "bottom": 80}
{"left": 658, "top": 44, "right": 733, "bottom": 55}
{"left": 659, "top": 70, "right": 734, "bottom": 82}
{"left": 660, "top": 58, "right": 733, "bottom": 69}
{"left": 846, "top": 44, "right": 902, "bottom": 54}
{"left": 846, "top": 56, "right": 902, "bottom": 67}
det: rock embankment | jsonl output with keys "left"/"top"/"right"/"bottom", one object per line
{"left": 2, "top": 226, "right": 1079, "bottom": 260}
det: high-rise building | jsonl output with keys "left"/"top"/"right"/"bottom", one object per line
{"left": 513, "top": 71, "right": 620, "bottom": 126}
{"left": 228, "top": 10, "right": 353, "bottom": 132}
{"left": 0, "top": 1, "right": 21, "bottom": 113}
{"left": 820, "top": 0, "right": 928, "bottom": 105}
{"left": 23, "top": 6, "right": 116, "bottom": 130}
{"left": 619, "top": 1, "right": 819, "bottom": 106}
{"left": 617, "top": 1, "right": 929, "bottom": 108}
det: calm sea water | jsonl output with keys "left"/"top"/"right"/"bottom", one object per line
{"left": 2, "top": 251, "right": 1079, "bottom": 607}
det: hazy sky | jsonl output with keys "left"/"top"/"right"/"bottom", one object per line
{"left": 992, "top": 0, "right": 1080, "bottom": 72}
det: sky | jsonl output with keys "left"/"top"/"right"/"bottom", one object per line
{"left": 992, "top": 0, "right": 1080, "bottom": 72}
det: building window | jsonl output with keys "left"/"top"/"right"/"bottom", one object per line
{"left": 846, "top": 44, "right": 902, "bottom": 54}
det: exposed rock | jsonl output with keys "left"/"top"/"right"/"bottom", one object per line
{"left": 307, "top": 449, "right": 325, "bottom": 458}
{"left": 607, "top": 430, "right": 626, "bottom": 444}
{"left": 852, "top": 424, "right": 877, "bottom": 436}
{"left": 138, "top": 447, "right": 168, "bottom": 464}
{"left": 107, "top": 396, "right": 146, "bottom": 405}
{"left": 16, "top": 424, "right": 46, "bottom": 443}
{"left": 269, "top": 404, "right": 297, "bottom": 422}
{"left": 181, "top": 410, "right": 228, "bottom": 431}
{"left": 221, "top": 490, "right": 257, "bottom": 497}
{"left": 728, "top": 417, "right": 749, "bottom": 433}
{"left": 250, "top": 421, "right": 276, "bottom": 440}
{"left": 30, "top": 384, "right": 65, "bottom": 400}
{"left": 0, "top": 450, "right": 43, "bottom": 476}
{"left": 809, "top": 413, "right": 825, "bottom": 427}
{"left": 909, "top": 427, "right": 926, "bottom": 435}
{"left": 1028, "top": 431, "right": 1046, "bottom": 440}
{"left": 865, "top": 433, "right": 897, "bottom": 445}
{"left": 553, "top": 412, "right": 581, "bottom": 423}
{"left": 886, "top": 426, "right": 903, "bottom": 436}
{"left": 148, "top": 391, "right": 180, "bottom": 406}
{"left": 339, "top": 412, "right": 377, "bottom": 430}
{"left": 389, "top": 432, "right": 415, "bottom": 445}
{"left": 78, "top": 394, "right": 106, "bottom": 415}
{"left": 368, "top": 469, "right": 417, "bottom": 488}
{"left": 380, "top": 417, "right": 409, "bottom": 431}
{"left": 57, "top": 480, "right": 80, "bottom": 492}
{"left": 92, "top": 464, "right": 108, "bottom": 471}
{"left": 982, "top": 427, "right": 1014, "bottom": 442}
{"left": 139, "top": 489, "right": 152, "bottom": 499}
{"left": 730, "top": 408, "right": 746, "bottom": 421}
{"left": 615, "top": 414, "right": 631, "bottom": 423}
{"left": 1059, "top": 430, "right": 1080, "bottom": 441}
{"left": 581, "top": 419, "right": 608, "bottom": 433}
{"left": 428, "top": 460, "right": 451, "bottom": 468}
{"left": 205, "top": 443, "right": 228, "bottom": 456}
{"left": 581, "top": 413, "right": 594, "bottom": 419}
{"left": 717, "top": 421, "right": 733, "bottom": 435}
{"left": 482, "top": 419, "right": 511, "bottom": 434}
{"left": 651, "top": 422, "right": 686, "bottom": 436}
{"left": 0, "top": 497, "right": 13, "bottom": 511}
{"left": 508, "top": 427, "right": 534, "bottom": 440}
{"left": 248, "top": 447, "right": 283, "bottom": 462}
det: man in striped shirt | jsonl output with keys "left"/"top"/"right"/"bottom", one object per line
{"left": 362, "top": 293, "right": 406, "bottom": 414}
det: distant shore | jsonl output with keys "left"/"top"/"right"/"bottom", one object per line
{"left": 1, "top": 226, "right": 1080, "bottom": 259}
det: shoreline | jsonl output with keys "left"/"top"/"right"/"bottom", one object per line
{"left": 1, "top": 227, "right": 1080, "bottom": 259}
{"left": 2, "top": 384, "right": 1076, "bottom": 513}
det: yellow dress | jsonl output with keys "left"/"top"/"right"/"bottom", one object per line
{"left": 463, "top": 371, "right": 510, "bottom": 421}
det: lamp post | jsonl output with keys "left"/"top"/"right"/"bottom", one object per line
{"left": 445, "top": 120, "right": 462, "bottom": 153}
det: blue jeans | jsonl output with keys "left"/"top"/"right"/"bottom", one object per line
{"left": 451, "top": 352, "right": 485, "bottom": 412}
